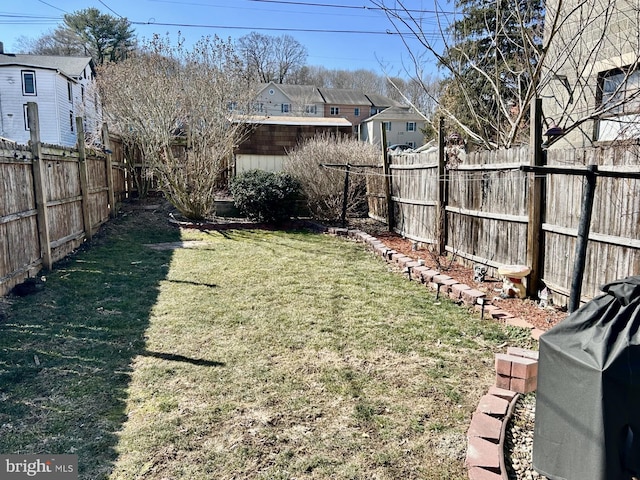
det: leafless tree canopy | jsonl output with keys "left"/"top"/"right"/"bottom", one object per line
{"left": 98, "top": 34, "right": 257, "bottom": 220}
{"left": 237, "top": 33, "right": 308, "bottom": 84}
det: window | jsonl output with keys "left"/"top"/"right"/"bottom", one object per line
{"left": 67, "top": 81, "right": 73, "bottom": 102}
{"left": 23, "top": 104, "right": 31, "bottom": 130}
{"left": 81, "top": 85, "right": 85, "bottom": 101}
{"left": 69, "top": 111, "right": 74, "bottom": 132}
{"left": 227, "top": 101, "right": 238, "bottom": 111}
{"left": 354, "top": 108, "right": 360, "bottom": 117}
{"left": 598, "top": 67, "right": 640, "bottom": 115}
{"left": 596, "top": 66, "right": 640, "bottom": 140}
{"left": 22, "top": 71, "right": 36, "bottom": 95}
{"left": 281, "top": 103, "right": 290, "bottom": 113}
{"left": 304, "top": 105, "right": 317, "bottom": 114}
{"left": 406, "top": 122, "right": 416, "bottom": 132}
{"left": 383, "top": 121, "right": 392, "bottom": 131}
{"left": 330, "top": 106, "right": 340, "bottom": 115}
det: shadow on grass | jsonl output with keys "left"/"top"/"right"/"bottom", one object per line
{"left": 0, "top": 213, "right": 181, "bottom": 480}
{"left": 142, "top": 350, "right": 225, "bottom": 368}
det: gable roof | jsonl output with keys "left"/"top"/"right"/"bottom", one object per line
{"left": 318, "top": 88, "right": 371, "bottom": 105}
{"left": 363, "top": 106, "right": 427, "bottom": 122}
{"left": 277, "top": 84, "right": 325, "bottom": 104}
{"left": 365, "top": 93, "right": 403, "bottom": 108}
{"left": 0, "top": 54, "right": 94, "bottom": 79}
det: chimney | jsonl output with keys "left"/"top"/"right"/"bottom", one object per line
{"left": 0, "top": 42, "right": 4, "bottom": 55}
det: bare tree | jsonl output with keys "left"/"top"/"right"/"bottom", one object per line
{"left": 284, "top": 133, "right": 379, "bottom": 220}
{"left": 98, "top": 34, "right": 257, "bottom": 220}
{"left": 374, "top": 0, "right": 640, "bottom": 149}
{"left": 238, "top": 32, "right": 307, "bottom": 83}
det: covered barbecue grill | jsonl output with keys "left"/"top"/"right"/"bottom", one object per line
{"left": 533, "top": 275, "right": 640, "bottom": 480}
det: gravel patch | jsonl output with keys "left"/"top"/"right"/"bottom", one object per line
{"left": 505, "top": 394, "right": 548, "bottom": 480}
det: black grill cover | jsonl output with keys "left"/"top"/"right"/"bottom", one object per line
{"left": 533, "top": 275, "right": 640, "bottom": 480}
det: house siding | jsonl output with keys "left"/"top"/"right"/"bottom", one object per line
{"left": 0, "top": 58, "right": 98, "bottom": 147}
{"left": 541, "top": 0, "right": 640, "bottom": 147}
{"left": 323, "top": 103, "right": 370, "bottom": 128}
{"left": 0, "top": 66, "right": 62, "bottom": 144}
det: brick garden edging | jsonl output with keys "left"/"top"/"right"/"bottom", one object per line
{"left": 324, "top": 226, "right": 542, "bottom": 480}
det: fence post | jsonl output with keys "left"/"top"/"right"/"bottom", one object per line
{"left": 436, "top": 116, "right": 448, "bottom": 255}
{"left": 526, "top": 98, "right": 545, "bottom": 298}
{"left": 341, "top": 163, "right": 351, "bottom": 227}
{"left": 76, "top": 117, "right": 93, "bottom": 241}
{"left": 27, "top": 102, "right": 52, "bottom": 270}
{"left": 380, "top": 122, "right": 394, "bottom": 231}
{"left": 101, "top": 123, "right": 117, "bottom": 218}
{"left": 568, "top": 165, "right": 598, "bottom": 313}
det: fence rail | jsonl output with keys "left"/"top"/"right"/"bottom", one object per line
{"left": 0, "top": 103, "right": 126, "bottom": 296}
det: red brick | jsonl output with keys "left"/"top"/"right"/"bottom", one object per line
{"left": 491, "top": 310, "right": 515, "bottom": 319}
{"left": 468, "top": 467, "right": 504, "bottom": 480}
{"left": 488, "top": 386, "right": 517, "bottom": 401}
{"left": 462, "top": 288, "right": 487, "bottom": 305}
{"left": 506, "top": 347, "right": 539, "bottom": 361}
{"left": 494, "top": 353, "right": 513, "bottom": 376}
{"left": 467, "top": 412, "right": 503, "bottom": 441}
{"left": 476, "top": 394, "right": 509, "bottom": 416}
{"left": 510, "top": 357, "right": 538, "bottom": 379}
{"left": 466, "top": 436, "right": 501, "bottom": 469}
{"left": 432, "top": 274, "right": 453, "bottom": 283}
{"left": 510, "top": 376, "right": 537, "bottom": 394}
{"left": 422, "top": 269, "right": 440, "bottom": 283}
{"left": 531, "top": 328, "right": 545, "bottom": 340}
{"left": 411, "top": 265, "right": 429, "bottom": 281}
{"left": 450, "top": 283, "right": 472, "bottom": 299}
{"left": 397, "top": 256, "right": 415, "bottom": 268}
{"left": 506, "top": 317, "right": 534, "bottom": 329}
{"left": 495, "top": 373, "right": 511, "bottom": 390}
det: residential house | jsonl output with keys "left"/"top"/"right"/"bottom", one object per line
{"left": 254, "top": 82, "right": 325, "bottom": 117}
{"left": 0, "top": 43, "right": 100, "bottom": 147}
{"left": 360, "top": 106, "right": 427, "bottom": 149}
{"left": 540, "top": 0, "right": 640, "bottom": 147}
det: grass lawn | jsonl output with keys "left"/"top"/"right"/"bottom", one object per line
{"left": 0, "top": 206, "right": 534, "bottom": 479}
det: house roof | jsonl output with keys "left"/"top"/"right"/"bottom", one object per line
{"left": 363, "top": 106, "right": 427, "bottom": 122}
{"left": 237, "top": 115, "right": 352, "bottom": 127}
{"left": 276, "top": 84, "right": 325, "bottom": 104}
{"left": 0, "top": 54, "right": 94, "bottom": 78}
{"left": 318, "top": 88, "right": 371, "bottom": 106}
{"left": 365, "top": 93, "right": 403, "bottom": 108}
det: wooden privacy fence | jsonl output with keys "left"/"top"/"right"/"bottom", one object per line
{"left": 0, "top": 103, "right": 126, "bottom": 296}
{"left": 368, "top": 127, "right": 640, "bottom": 307}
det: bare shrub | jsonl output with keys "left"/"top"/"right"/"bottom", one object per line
{"left": 283, "top": 134, "right": 380, "bottom": 221}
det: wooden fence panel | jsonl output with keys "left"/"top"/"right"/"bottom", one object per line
{"left": 365, "top": 165, "right": 387, "bottom": 223}
{"left": 0, "top": 111, "right": 128, "bottom": 296}
{"left": 377, "top": 142, "right": 639, "bottom": 305}
{"left": 389, "top": 151, "right": 439, "bottom": 243}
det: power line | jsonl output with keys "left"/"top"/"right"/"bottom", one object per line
{"left": 246, "top": 0, "right": 456, "bottom": 15}
{"left": 97, "top": 0, "right": 124, "bottom": 18}
{"left": 36, "top": 0, "right": 68, "bottom": 14}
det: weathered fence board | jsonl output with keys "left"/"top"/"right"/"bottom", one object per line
{"left": 0, "top": 105, "right": 128, "bottom": 295}
{"left": 368, "top": 141, "right": 640, "bottom": 306}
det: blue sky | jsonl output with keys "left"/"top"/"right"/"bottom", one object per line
{"left": 0, "top": 0, "right": 446, "bottom": 77}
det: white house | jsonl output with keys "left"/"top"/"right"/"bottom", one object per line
{"left": 254, "top": 82, "right": 325, "bottom": 117}
{"left": 360, "top": 106, "right": 427, "bottom": 149}
{"left": 0, "top": 43, "right": 100, "bottom": 147}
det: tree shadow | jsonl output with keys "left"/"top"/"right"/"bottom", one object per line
{"left": 142, "top": 350, "right": 225, "bottom": 368}
{"left": 0, "top": 217, "right": 181, "bottom": 480}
